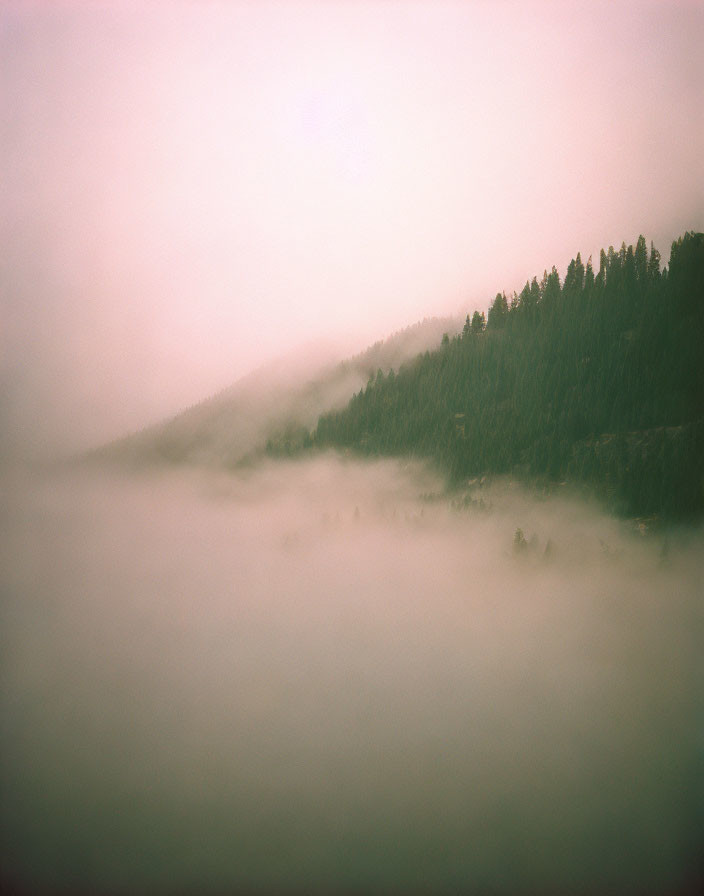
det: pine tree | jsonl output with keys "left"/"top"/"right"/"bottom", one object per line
{"left": 487, "top": 292, "right": 508, "bottom": 329}
{"left": 648, "top": 241, "right": 661, "bottom": 280}
{"left": 635, "top": 235, "right": 648, "bottom": 282}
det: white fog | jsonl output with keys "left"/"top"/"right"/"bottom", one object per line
{"left": 2, "top": 457, "right": 701, "bottom": 893}
{"left": 2, "top": 3, "right": 702, "bottom": 889}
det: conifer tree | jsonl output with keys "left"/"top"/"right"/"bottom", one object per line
{"left": 648, "top": 242, "right": 661, "bottom": 280}
{"left": 635, "top": 234, "right": 648, "bottom": 282}
{"left": 488, "top": 292, "right": 508, "bottom": 329}
{"left": 471, "top": 310, "right": 486, "bottom": 333}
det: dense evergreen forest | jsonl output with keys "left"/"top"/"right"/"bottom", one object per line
{"left": 309, "top": 232, "right": 704, "bottom": 521}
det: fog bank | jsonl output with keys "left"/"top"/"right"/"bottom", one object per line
{"left": 1, "top": 457, "right": 702, "bottom": 893}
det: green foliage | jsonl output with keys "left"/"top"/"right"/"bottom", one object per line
{"left": 314, "top": 232, "right": 704, "bottom": 521}
{"left": 487, "top": 292, "right": 508, "bottom": 329}
{"left": 471, "top": 310, "right": 486, "bottom": 334}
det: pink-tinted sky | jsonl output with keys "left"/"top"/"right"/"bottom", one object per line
{"left": 2, "top": 0, "right": 703, "bottom": 454}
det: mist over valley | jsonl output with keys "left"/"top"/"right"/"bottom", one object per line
{"left": 4, "top": 228, "right": 704, "bottom": 895}
{"left": 3, "top": 1, "right": 703, "bottom": 892}
{"left": 4, "top": 227, "right": 703, "bottom": 894}
{"left": 2, "top": 457, "right": 702, "bottom": 893}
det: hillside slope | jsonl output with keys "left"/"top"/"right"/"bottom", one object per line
{"left": 315, "top": 233, "right": 704, "bottom": 521}
{"left": 92, "top": 316, "right": 461, "bottom": 469}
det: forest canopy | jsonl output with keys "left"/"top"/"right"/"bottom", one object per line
{"left": 309, "top": 233, "right": 704, "bottom": 521}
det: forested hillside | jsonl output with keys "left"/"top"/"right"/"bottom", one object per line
{"left": 92, "top": 316, "right": 461, "bottom": 469}
{"left": 314, "top": 233, "right": 704, "bottom": 520}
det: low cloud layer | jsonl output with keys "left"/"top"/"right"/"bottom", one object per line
{"left": 1, "top": 456, "right": 702, "bottom": 893}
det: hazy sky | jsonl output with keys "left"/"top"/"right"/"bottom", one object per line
{"left": 2, "top": 0, "right": 703, "bottom": 454}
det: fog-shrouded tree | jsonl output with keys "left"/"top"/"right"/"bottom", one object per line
{"left": 470, "top": 310, "right": 486, "bottom": 334}
{"left": 487, "top": 292, "right": 508, "bottom": 329}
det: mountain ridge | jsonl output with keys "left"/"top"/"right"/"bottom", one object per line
{"left": 91, "top": 231, "right": 704, "bottom": 521}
